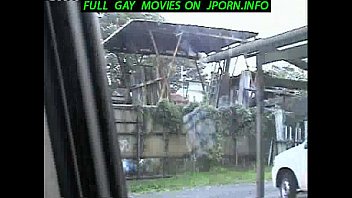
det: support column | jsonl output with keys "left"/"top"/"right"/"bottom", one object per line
{"left": 149, "top": 31, "right": 162, "bottom": 102}
{"left": 256, "top": 54, "right": 265, "bottom": 198}
{"left": 195, "top": 60, "right": 206, "bottom": 93}
{"left": 224, "top": 57, "right": 231, "bottom": 73}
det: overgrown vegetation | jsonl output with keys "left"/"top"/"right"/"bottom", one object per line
{"left": 188, "top": 104, "right": 275, "bottom": 165}
{"left": 140, "top": 100, "right": 275, "bottom": 166}
{"left": 182, "top": 102, "right": 200, "bottom": 115}
{"left": 142, "top": 100, "right": 184, "bottom": 133}
{"left": 128, "top": 167, "right": 272, "bottom": 194}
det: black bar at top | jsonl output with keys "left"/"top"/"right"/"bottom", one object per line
{"left": 78, "top": 0, "right": 271, "bottom": 12}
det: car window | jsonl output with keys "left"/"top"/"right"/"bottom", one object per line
{"left": 45, "top": 2, "right": 307, "bottom": 198}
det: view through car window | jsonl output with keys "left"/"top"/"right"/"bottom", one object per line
{"left": 44, "top": 1, "right": 307, "bottom": 198}
{"left": 98, "top": 1, "right": 307, "bottom": 197}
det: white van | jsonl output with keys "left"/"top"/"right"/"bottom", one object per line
{"left": 271, "top": 140, "right": 307, "bottom": 198}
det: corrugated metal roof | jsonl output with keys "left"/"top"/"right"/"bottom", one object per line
{"left": 103, "top": 20, "right": 258, "bottom": 58}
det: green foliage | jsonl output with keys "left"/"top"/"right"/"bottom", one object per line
{"left": 230, "top": 105, "right": 255, "bottom": 136}
{"left": 208, "top": 132, "right": 224, "bottom": 164}
{"left": 187, "top": 104, "right": 275, "bottom": 163}
{"left": 200, "top": 95, "right": 209, "bottom": 105}
{"left": 143, "top": 100, "right": 183, "bottom": 134}
{"left": 182, "top": 102, "right": 200, "bottom": 115}
{"left": 141, "top": 100, "right": 275, "bottom": 164}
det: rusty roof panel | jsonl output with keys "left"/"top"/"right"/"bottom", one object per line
{"left": 103, "top": 20, "right": 258, "bottom": 58}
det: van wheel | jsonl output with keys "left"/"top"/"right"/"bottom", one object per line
{"left": 279, "top": 171, "right": 297, "bottom": 198}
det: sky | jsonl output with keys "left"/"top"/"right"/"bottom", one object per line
{"left": 161, "top": 0, "right": 307, "bottom": 71}
{"left": 160, "top": 0, "right": 308, "bottom": 101}
{"left": 159, "top": 0, "right": 307, "bottom": 38}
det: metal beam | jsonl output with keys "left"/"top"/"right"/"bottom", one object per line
{"left": 286, "top": 59, "right": 308, "bottom": 70}
{"left": 202, "top": 26, "right": 307, "bottom": 63}
{"left": 263, "top": 44, "right": 307, "bottom": 65}
{"left": 246, "top": 88, "right": 302, "bottom": 96}
{"left": 180, "top": 31, "right": 246, "bottom": 42}
{"left": 112, "top": 50, "right": 199, "bottom": 60}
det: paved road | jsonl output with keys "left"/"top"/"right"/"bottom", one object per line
{"left": 130, "top": 182, "right": 307, "bottom": 198}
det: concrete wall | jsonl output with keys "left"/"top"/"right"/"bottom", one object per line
{"left": 113, "top": 105, "right": 188, "bottom": 158}
{"left": 113, "top": 105, "right": 258, "bottom": 160}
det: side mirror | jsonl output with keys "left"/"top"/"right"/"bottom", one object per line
{"left": 304, "top": 142, "right": 308, "bottom": 149}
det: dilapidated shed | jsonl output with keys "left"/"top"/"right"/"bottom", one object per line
{"left": 103, "top": 20, "right": 259, "bottom": 179}
{"left": 103, "top": 20, "right": 257, "bottom": 105}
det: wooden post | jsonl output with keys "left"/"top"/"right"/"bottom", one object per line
{"left": 215, "top": 73, "right": 222, "bottom": 108}
{"left": 136, "top": 106, "right": 142, "bottom": 179}
{"left": 195, "top": 60, "right": 206, "bottom": 93}
{"left": 141, "top": 68, "right": 147, "bottom": 105}
{"left": 149, "top": 31, "right": 163, "bottom": 102}
{"left": 192, "top": 153, "right": 196, "bottom": 173}
{"left": 165, "top": 134, "right": 169, "bottom": 176}
{"left": 231, "top": 56, "right": 239, "bottom": 76}
{"left": 238, "top": 70, "right": 252, "bottom": 107}
{"left": 235, "top": 150, "right": 238, "bottom": 166}
{"left": 129, "top": 68, "right": 138, "bottom": 104}
{"left": 159, "top": 33, "right": 183, "bottom": 102}
{"left": 285, "top": 126, "right": 288, "bottom": 140}
{"left": 294, "top": 126, "right": 297, "bottom": 145}
{"left": 135, "top": 55, "right": 146, "bottom": 105}
{"left": 275, "top": 109, "right": 286, "bottom": 154}
{"left": 235, "top": 138, "right": 238, "bottom": 166}
{"left": 162, "top": 110, "right": 170, "bottom": 178}
{"left": 299, "top": 127, "right": 302, "bottom": 142}
{"left": 268, "top": 139, "right": 273, "bottom": 166}
{"left": 163, "top": 132, "right": 166, "bottom": 177}
{"left": 116, "top": 53, "right": 131, "bottom": 91}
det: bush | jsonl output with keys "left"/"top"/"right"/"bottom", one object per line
{"left": 182, "top": 102, "right": 200, "bottom": 115}
{"left": 143, "top": 100, "right": 183, "bottom": 133}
